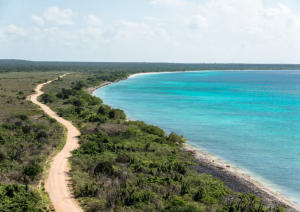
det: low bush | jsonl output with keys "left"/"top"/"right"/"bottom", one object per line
{"left": 40, "top": 93, "right": 57, "bottom": 103}
{"left": 0, "top": 183, "right": 48, "bottom": 211}
{"left": 23, "top": 163, "right": 43, "bottom": 179}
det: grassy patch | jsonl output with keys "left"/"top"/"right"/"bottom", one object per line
{"left": 0, "top": 72, "right": 65, "bottom": 123}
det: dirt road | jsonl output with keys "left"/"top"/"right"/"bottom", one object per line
{"left": 31, "top": 74, "right": 83, "bottom": 212}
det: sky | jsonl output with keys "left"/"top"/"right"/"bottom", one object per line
{"left": 0, "top": 0, "right": 299, "bottom": 63}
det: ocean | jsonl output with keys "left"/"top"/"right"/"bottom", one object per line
{"left": 94, "top": 71, "right": 300, "bottom": 205}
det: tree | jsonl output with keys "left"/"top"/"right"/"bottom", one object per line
{"left": 73, "top": 98, "right": 86, "bottom": 107}
{"left": 109, "top": 109, "right": 126, "bottom": 119}
{"left": 0, "top": 151, "right": 6, "bottom": 163}
{"left": 0, "top": 132, "right": 5, "bottom": 144}
{"left": 142, "top": 125, "right": 165, "bottom": 137}
{"left": 94, "top": 161, "right": 115, "bottom": 176}
{"left": 23, "top": 162, "right": 42, "bottom": 179}
{"left": 168, "top": 132, "right": 186, "bottom": 145}
{"left": 73, "top": 81, "right": 86, "bottom": 90}
{"left": 98, "top": 105, "right": 111, "bottom": 116}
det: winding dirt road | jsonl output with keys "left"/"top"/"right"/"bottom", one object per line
{"left": 31, "top": 74, "right": 83, "bottom": 212}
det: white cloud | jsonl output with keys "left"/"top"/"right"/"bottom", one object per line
{"left": 80, "top": 27, "right": 102, "bottom": 45}
{"left": 84, "top": 14, "right": 102, "bottom": 27}
{"left": 117, "top": 20, "right": 139, "bottom": 28}
{"left": 188, "top": 15, "right": 208, "bottom": 29}
{"left": 150, "top": 0, "right": 194, "bottom": 7}
{"left": 263, "top": 3, "right": 290, "bottom": 18}
{"left": 187, "top": 0, "right": 300, "bottom": 47}
{"left": 100, "top": 19, "right": 170, "bottom": 50}
{"left": 0, "top": 29, "right": 5, "bottom": 42}
{"left": 31, "top": 15, "right": 44, "bottom": 26}
{"left": 43, "top": 27, "right": 58, "bottom": 36}
{"left": 44, "top": 7, "right": 75, "bottom": 25}
{"left": 144, "top": 16, "right": 161, "bottom": 22}
{"left": 0, "top": 25, "right": 27, "bottom": 43}
{"left": 7, "top": 25, "right": 26, "bottom": 36}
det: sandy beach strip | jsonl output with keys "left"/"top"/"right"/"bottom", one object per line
{"left": 87, "top": 71, "right": 203, "bottom": 95}
{"left": 88, "top": 70, "right": 300, "bottom": 211}
{"left": 128, "top": 70, "right": 202, "bottom": 78}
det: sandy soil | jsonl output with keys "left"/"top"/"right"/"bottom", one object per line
{"left": 31, "top": 74, "right": 83, "bottom": 212}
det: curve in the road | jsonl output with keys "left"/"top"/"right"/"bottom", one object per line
{"left": 31, "top": 74, "right": 83, "bottom": 212}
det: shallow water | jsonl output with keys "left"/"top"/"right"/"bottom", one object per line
{"left": 95, "top": 71, "right": 300, "bottom": 205}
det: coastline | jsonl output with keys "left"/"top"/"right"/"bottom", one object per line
{"left": 128, "top": 71, "right": 199, "bottom": 79}
{"left": 88, "top": 71, "right": 300, "bottom": 212}
{"left": 88, "top": 70, "right": 202, "bottom": 95}
{"left": 87, "top": 78, "right": 127, "bottom": 95}
{"left": 182, "top": 145, "right": 300, "bottom": 212}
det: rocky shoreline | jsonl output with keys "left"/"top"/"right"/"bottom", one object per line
{"left": 182, "top": 145, "right": 300, "bottom": 212}
{"left": 87, "top": 78, "right": 128, "bottom": 95}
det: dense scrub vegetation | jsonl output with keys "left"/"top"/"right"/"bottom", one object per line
{"left": 0, "top": 71, "right": 69, "bottom": 211}
{"left": 41, "top": 76, "right": 286, "bottom": 212}
{"left": 0, "top": 76, "right": 65, "bottom": 212}
{"left": 0, "top": 183, "right": 49, "bottom": 212}
{"left": 0, "top": 114, "right": 64, "bottom": 184}
{"left": 1, "top": 60, "right": 300, "bottom": 74}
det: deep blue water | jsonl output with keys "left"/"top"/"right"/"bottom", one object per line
{"left": 94, "top": 71, "right": 300, "bottom": 205}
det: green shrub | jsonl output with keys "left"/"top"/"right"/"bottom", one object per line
{"left": 23, "top": 162, "right": 42, "bottom": 179}
{"left": 22, "top": 125, "right": 32, "bottom": 134}
{"left": 89, "top": 97, "right": 102, "bottom": 106}
{"left": 109, "top": 109, "right": 126, "bottom": 120}
{"left": 15, "top": 114, "right": 29, "bottom": 121}
{"left": 201, "top": 196, "right": 216, "bottom": 204}
{"left": 58, "top": 107, "right": 76, "bottom": 117}
{"left": 49, "top": 117, "right": 57, "bottom": 124}
{"left": 73, "top": 80, "right": 86, "bottom": 90}
{"left": 0, "top": 183, "right": 47, "bottom": 211}
{"left": 116, "top": 154, "right": 131, "bottom": 163}
{"left": 36, "top": 131, "right": 48, "bottom": 140}
{"left": 75, "top": 182, "right": 99, "bottom": 197}
{"left": 94, "top": 161, "right": 115, "bottom": 176}
{"left": 2, "top": 122, "right": 15, "bottom": 130}
{"left": 98, "top": 105, "right": 111, "bottom": 115}
{"left": 81, "top": 141, "right": 99, "bottom": 155}
{"left": 0, "top": 151, "right": 6, "bottom": 163}
{"left": 124, "top": 128, "right": 138, "bottom": 138}
{"left": 168, "top": 132, "right": 187, "bottom": 145}
{"left": 73, "top": 98, "right": 86, "bottom": 107}
{"left": 0, "top": 133, "right": 6, "bottom": 144}
{"left": 142, "top": 125, "right": 165, "bottom": 137}
{"left": 194, "top": 188, "right": 205, "bottom": 201}
{"left": 87, "top": 114, "right": 108, "bottom": 123}
{"left": 167, "top": 205, "right": 199, "bottom": 212}
{"left": 40, "top": 93, "right": 57, "bottom": 103}
{"left": 171, "top": 197, "right": 188, "bottom": 207}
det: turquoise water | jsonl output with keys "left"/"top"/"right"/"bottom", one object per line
{"left": 95, "top": 71, "right": 300, "bottom": 205}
